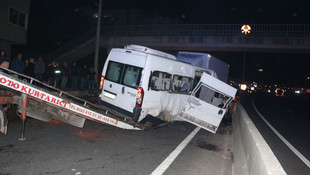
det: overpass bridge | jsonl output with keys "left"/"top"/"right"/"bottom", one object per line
{"left": 50, "top": 24, "right": 310, "bottom": 62}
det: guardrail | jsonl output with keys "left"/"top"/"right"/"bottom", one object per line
{"left": 50, "top": 24, "right": 310, "bottom": 59}
{"left": 232, "top": 102, "right": 286, "bottom": 175}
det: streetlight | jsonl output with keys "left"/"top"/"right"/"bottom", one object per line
{"left": 241, "top": 24, "right": 251, "bottom": 34}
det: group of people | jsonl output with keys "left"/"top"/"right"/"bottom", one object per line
{"left": 0, "top": 49, "right": 97, "bottom": 96}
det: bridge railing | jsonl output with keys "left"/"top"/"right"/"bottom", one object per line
{"left": 103, "top": 24, "right": 310, "bottom": 37}
{"left": 50, "top": 24, "right": 310, "bottom": 58}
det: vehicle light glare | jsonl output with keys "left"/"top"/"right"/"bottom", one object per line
{"left": 240, "top": 84, "right": 247, "bottom": 91}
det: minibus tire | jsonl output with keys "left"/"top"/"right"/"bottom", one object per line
{"left": 133, "top": 107, "right": 141, "bottom": 123}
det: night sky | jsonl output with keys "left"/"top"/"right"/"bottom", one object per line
{"left": 24, "top": 0, "right": 310, "bottom": 87}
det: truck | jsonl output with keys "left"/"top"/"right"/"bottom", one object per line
{"left": 176, "top": 52, "right": 229, "bottom": 82}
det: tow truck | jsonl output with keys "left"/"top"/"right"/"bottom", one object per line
{"left": 0, "top": 67, "right": 145, "bottom": 140}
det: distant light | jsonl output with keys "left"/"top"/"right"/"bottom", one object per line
{"left": 307, "top": 77, "right": 310, "bottom": 80}
{"left": 241, "top": 24, "right": 251, "bottom": 34}
{"left": 93, "top": 13, "right": 98, "bottom": 19}
{"left": 250, "top": 87, "right": 255, "bottom": 91}
{"left": 258, "top": 68, "right": 263, "bottom": 72}
{"left": 55, "top": 70, "right": 61, "bottom": 74}
{"left": 240, "top": 84, "right": 247, "bottom": 91}
{"left": 295, "top": 90, "right": 300, "bottom": 94}
{"left": 267, "top": 90, "right": 271, "bottom": 93}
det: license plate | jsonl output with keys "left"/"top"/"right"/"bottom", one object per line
{"left": 104, "top": 91, "right": 116, "bottom": 100}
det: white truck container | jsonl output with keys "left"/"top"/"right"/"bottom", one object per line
{"left": 177, "top": 52, "right": 229, "bottom": 82}
{"left": 98, "top": 45, "right": 236, "bottom": 133}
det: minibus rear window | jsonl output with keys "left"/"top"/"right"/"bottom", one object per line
{"left": 106, "top": 61, "right": 124, "bottom": 83}
{"left": 122, "top": 65, "right": 142, "bottom": 89}
{"left": 105, "top": 61, "right": 142, "bottom": 90}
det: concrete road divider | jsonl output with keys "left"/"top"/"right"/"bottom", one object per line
{"left": 232, "top": 102, "right": 286, "bottom": 175}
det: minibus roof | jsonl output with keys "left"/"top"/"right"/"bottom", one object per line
{"left": 124, "top": 45, "right": 176, "bottom": 60}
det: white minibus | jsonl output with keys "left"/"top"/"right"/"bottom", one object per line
{"left": 99, "top": 45, "right": 236, "bottom": 133}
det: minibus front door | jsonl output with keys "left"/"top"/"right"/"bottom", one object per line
{"left": 180, "top": 72, "right": 237, "bottom": 133}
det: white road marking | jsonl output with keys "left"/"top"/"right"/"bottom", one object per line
{"left": 151, "top": 126, "right": 201, "bottom": 175}
{"left": 252, "top": 98, "right": 310, "bottom": 168}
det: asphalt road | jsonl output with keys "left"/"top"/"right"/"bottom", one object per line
{"left": 0, "top": 108, "right": 233, "bottom": 175}
{"left": 240, "top": 93, "right": 310, "bottom": 175}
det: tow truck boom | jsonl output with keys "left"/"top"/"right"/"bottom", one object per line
{"left": 0, "top": 67, "right": 144, "bottom": 139}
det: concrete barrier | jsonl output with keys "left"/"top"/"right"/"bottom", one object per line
{"left": 232, "top": 102, "right": 286, "bottom": 175}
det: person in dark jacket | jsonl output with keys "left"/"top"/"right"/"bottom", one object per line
{"left": 87, "top": 67, "right": 97, "bottom": 96}
{"left": 52, "top": 62, "right": 62, "bottom": 88}
{"left": 60, "top": 61, "right": 69, "bottom": 90}
{"left": 34, "top": 57, "right": 45, "bottom": 81}
{"left": 25, "top": 57, "right": 35, "bottom": 77}
{"left": 10, "top": 53, "right": 25, "bottom": 74}
{"left": 79, "top": 64, "right": 88, "bottom": 90}
{"left": 46, "top": 61, "right": 54, "bottom": 85}
{"left": 0, "top": 50, "right": 7, "bottom": 63}
{"left": 70, "top": 62, "right": 79, "bottom": 90}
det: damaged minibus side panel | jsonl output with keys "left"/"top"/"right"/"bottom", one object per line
{"left": 138, "top": 56, "right": 194, "bottom": 122}
{"left": 180, "top": 72, "right": 237, "bottom": 133}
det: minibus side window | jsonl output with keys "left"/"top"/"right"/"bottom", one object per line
{"left": 122, "top": 65, "right": 143, "bottom": 89}
{"left": 194, "top": 83, "right": 231, "bottom": 109}
{"left": 172, "top": 75, "right": 193, "bottom": 94}
{"left": 106, "top": 61, "right": 124, "bottom": 83}
{"left": 150, "top": 71, "right": 171, "bottom": 91}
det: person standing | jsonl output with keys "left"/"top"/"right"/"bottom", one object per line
{"left": 10, "top": 53, "right": 25, "bottom": 74}
{"left": 52, "top": 62, "right": 62, "bottom": 88}
{"left": 0, "top": 50, "right": 7, "bottom": 63}
{"left": 79, "top": 64, "right": 88, "bottom": 90}
{"left": 46, "top": 61, "right": 55, "bottom": 85}
{"left": 60, "top": 61, "right": 69, "bottom": 90}
{"left": 87, "top": 67, "right": 97, "bottom": 96}
{"left": 34, "top": 57, "right": 45, "bottom": 81}
{"left": 25, "top": 57, "right": 35, "bottom": 77}
{"left": 70, "top": 62, "right": 79, "bottom": 90}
